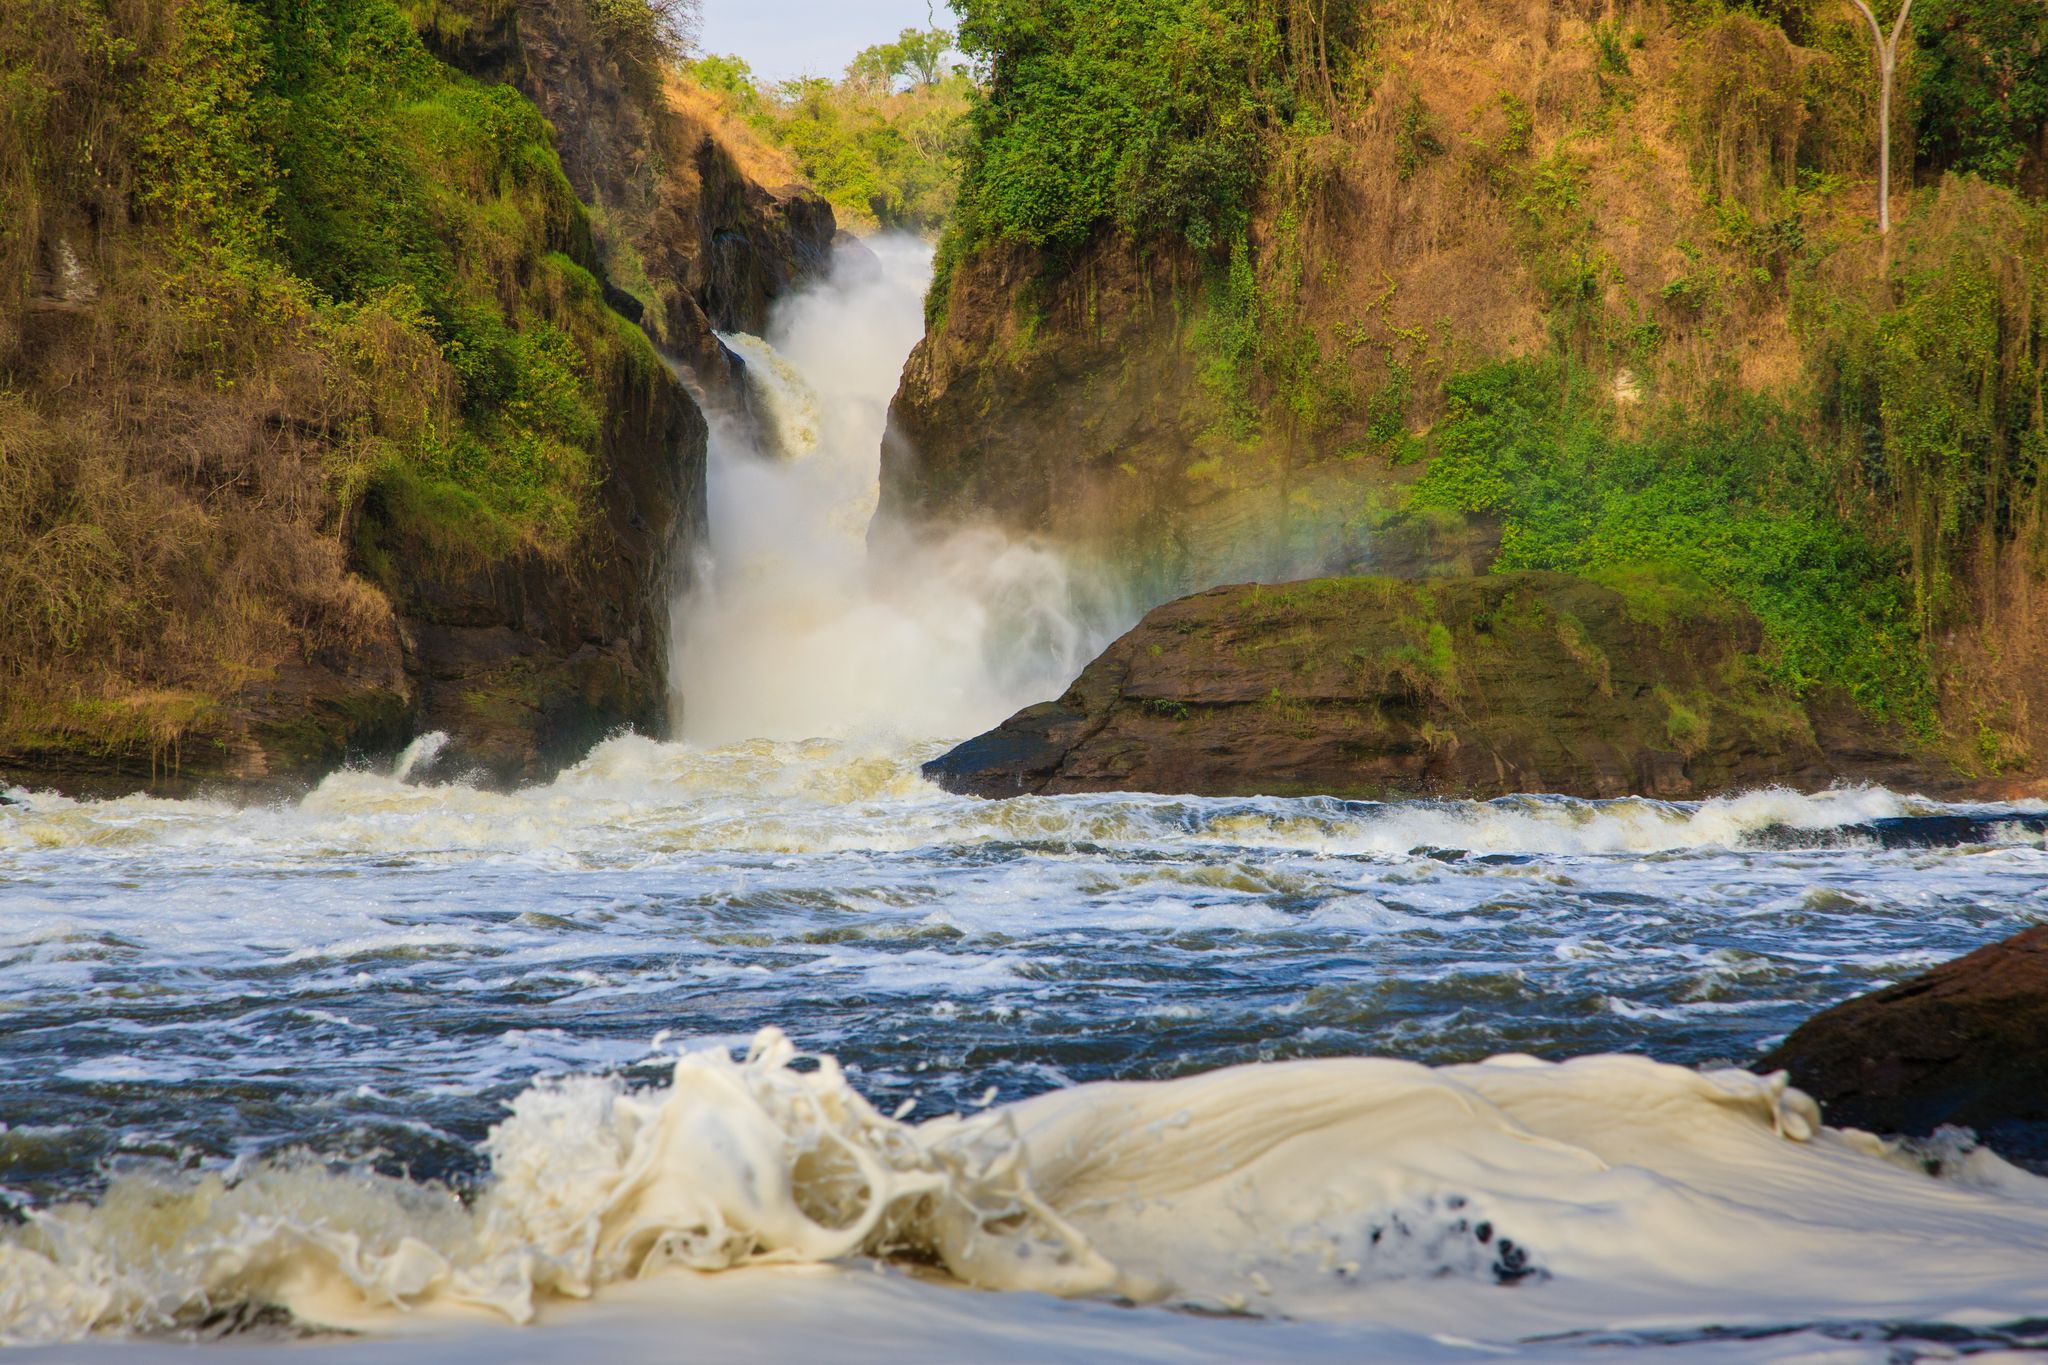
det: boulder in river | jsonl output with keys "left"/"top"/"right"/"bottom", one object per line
{"left": 926, "top": 571, "right": 1960, "bottom": 801}
{"left": 1759, "top": 927, "right": 2048, "bottom": 1166}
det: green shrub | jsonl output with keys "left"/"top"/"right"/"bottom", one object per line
{"left": 1393, "top": 92, "right": 1443, "bottom": 181}
{"left": 1411, "top": 358, "right": 1933, "bottom": 729}
{"left": 1912, "top": 0, "right": 2048, "bottom": 191}
{"left": 947, "top": 0, "right": 1262, "bottom": 253}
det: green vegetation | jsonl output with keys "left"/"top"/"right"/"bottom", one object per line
{"left": 928, "top": 0, "right": 1367, "bottom": 322}
{"left": 1796, "top": 178, "right": 2048, "bottom": 630}
{"left": 689, "top": 32, "right": 971, "bottom": 233}
{"left": 1912, "top": 0, "right": 2048, "bottom": 190}
{"left": 950, "top": 0, "right": 1264, "bottom": 253}
{"left": 1411, "top": 358, "right": 1934, "bottom": 728}
{"left": 0, "top": 0, "right": 668, "bottom": 750}
{"left": 241, "top": 0, "right": 653, "bottom": 554}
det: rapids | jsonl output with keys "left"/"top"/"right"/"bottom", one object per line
{"left": 3, "top": 238, "right": 2047, "bottom": 1362}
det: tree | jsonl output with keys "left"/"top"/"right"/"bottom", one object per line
{"left": 1846, "top": 0, "right": 1915, "bottom": 233}
{"left": 846, "top": 27, "right": 953, "bottom": 93}
{"left": 894, "top": 27, "right": 952, "bottom": 87}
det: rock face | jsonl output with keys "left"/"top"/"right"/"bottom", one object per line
{"left": 1759, "top": 928, "right": 2048, "bottom": 1167}
{"left": 0, "top": 9, "right": 833, "bottom": 798}
{"left": 925, "top": 572, "right": 1954, "bottom": 800}
{"left": 373, "top": 354, "right": 706, "bottom": 786}
{"left": 370, "top": 1, "right": 834, "bottom": 785}
{"left": 880, "top": 237, "right": 1458, "bottom": 595}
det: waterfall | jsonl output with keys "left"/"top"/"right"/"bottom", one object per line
{"left": 669, "top": 236, "right": 1122, "bottom": 747}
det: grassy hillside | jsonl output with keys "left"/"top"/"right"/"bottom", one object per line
{"left": 914, "top": 0, "right": 2048, "bottom": 771}
{"left": 0, "top": 0, "right": 676, "bottom": 773}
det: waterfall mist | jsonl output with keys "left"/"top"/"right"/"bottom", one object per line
{"left": 670, "top": 237, "right": 1125, "bottom": 747}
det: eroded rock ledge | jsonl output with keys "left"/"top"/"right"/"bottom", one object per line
{"left": 926, "top": 572, "right": 1957, "bottom": 801}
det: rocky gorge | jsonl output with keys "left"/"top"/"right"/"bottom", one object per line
{"left": 0, "top": 0, "right": 833, "bottom": 795}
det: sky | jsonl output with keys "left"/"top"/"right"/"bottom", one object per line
{"left": 699, "top": 0, "right": 961, "bottom": 84}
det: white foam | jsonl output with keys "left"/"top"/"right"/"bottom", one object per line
{"left": 671, "top": 237, "right": 1121, "bottom": 747}
{"left": 5, "top": 1029, "right": 2045, "bottom": 1348}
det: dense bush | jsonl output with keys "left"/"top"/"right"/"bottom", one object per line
{"left": 1796, "top": 177, "right": 2048, "bottom": 626}
{"left": 1411, "top": 360, "right": 1933, "bottom": 727}
{"left": 157, "top": 0, "right": 649, "bottom": 555}
{"left": 1911, "top": 0, "right": 2048, "bottom": 192}
{"left": 926, "top": 0, "right": 1367, "bottom": 324}
{"left": 947, "top": 0, "right": 1268, "bottom": 254}
{"left": 0, "top": 0, "right": 660, "bottom": 727}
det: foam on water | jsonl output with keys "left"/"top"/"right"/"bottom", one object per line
{"left": 9, "top": 238, "right": 2048, "bottom": 1361}
{"left": 4, "top": 1027, "right": 2046, "bottom": 1350}
{"left": 4, "top": 734, "right": 2037, "bottom": 865}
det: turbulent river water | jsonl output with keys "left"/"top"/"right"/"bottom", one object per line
{"left": 4, "top": 240, "right": 2047, "bottom": 1363}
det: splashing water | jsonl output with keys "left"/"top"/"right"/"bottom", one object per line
{"left": 671, "top": 237, "right": 1121, "bottom": 747}
{"left": 714, "top": 332, "right": 822, "bottom": 461}
{"left": 8, "top": 234, "right": 2048, "bottom": 1361}
{"left": 389, "top": 732, "right": 452, "bottom": 785}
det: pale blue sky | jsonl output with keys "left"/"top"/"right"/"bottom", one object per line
{"left": 700, "top": 0, "right": 961, "bottom": 84}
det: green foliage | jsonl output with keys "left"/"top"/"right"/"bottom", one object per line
{"left": 927, "top": 0, "right": 1369, "bottom": 325}
{"left": 1593, "top": 21, "right": 1636, "bottom": 78}
{"left": 1911, "top": 0, "right": 2048, "bottom": 191}
{"left": 1658, "top": 686, "right": 1711, "bottom": 754}
{"left": 691, "top": 52, "right": 760, "bottom": 103}
{"left": 945, "top": 0, "right": 1290, "bottom": 254}
{"left": 242, "top": 0, "right": 627, "bottom": 553}
{"left": 1412, "top": 359, "right": 1933, "bottom": 729}
{"left": 1659, "top": 243, "right": 1723, "bottom": 312}
{"left": 136, "top": 0, "right": 283, "bottom": 274}
{"left": 1195, "top": 236, "right": 1264, "bottom": 434}
{"left": 108, "top": 0, "right": 643, "bottom": 559}
{"left": 849, "top": 26, "right": 954, "bottom": 91}
{"left": 1795, "top": 179, "right": 2048, "bottom": 628}
{"left": 1393, "top": 92, "right": 1443, "bottom": 181}
{"left": 690, "top": 50, "right": 971, "bottom": 234}
{"left": 1193, "top": 212, "right": 1358, "bottom": 444}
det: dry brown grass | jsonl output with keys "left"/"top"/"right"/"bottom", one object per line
{"left": 1226, "top": 0, "right": 1909, "bottom": 451}
{"left": 666, "top": 74, "right": 800, "bottom": 189}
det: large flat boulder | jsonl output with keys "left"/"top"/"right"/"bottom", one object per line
{"left": 1759, "top": 928, "right": 2048, "bottom": 1165}
{"left": 925, "top": 571, "right": 1956, "bottom": 800}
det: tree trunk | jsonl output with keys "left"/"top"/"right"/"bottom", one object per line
{"left": 1848, "top": 0, "right": 1915, "bottom": 234}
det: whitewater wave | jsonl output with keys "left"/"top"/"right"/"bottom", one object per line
{"left": 3, "top": 734, "right": 2041, "bottom": 866}
{"left": 4, "top": 1029, "right": 2045, "bottom": 1347}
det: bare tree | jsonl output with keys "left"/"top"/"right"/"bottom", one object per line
{"left": 1846, "top": 0, "right": 1914, "bottom": 234}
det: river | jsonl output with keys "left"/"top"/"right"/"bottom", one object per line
{"left": 3, "top": 239, "right": 2046, "bottom": 1362}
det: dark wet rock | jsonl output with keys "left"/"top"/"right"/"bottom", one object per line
{"left": 832, "top": 231, "right": 886, "bottom": 285}
{"left": 1759, "top": 927, "right": 2048, "bottom": 1167}
{"left": 1750, "top": 810, "right": 2048, "bottom": 850}
{"left": 926, "top": 571, "right": 1962, "bottom": 801}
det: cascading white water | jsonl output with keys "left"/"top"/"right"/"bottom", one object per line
{"left": 671, "top": 236, "right": 1121, "bottom": 747}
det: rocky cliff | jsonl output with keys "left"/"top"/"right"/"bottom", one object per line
{"left": 926, "top": 572, "right": 1952, "bottom": 801}
{"left": 885, "top": 0, "right": 2048, "bottom": 779}
{"left": 0, "top": 0, "right": 833, "bottom": 796}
